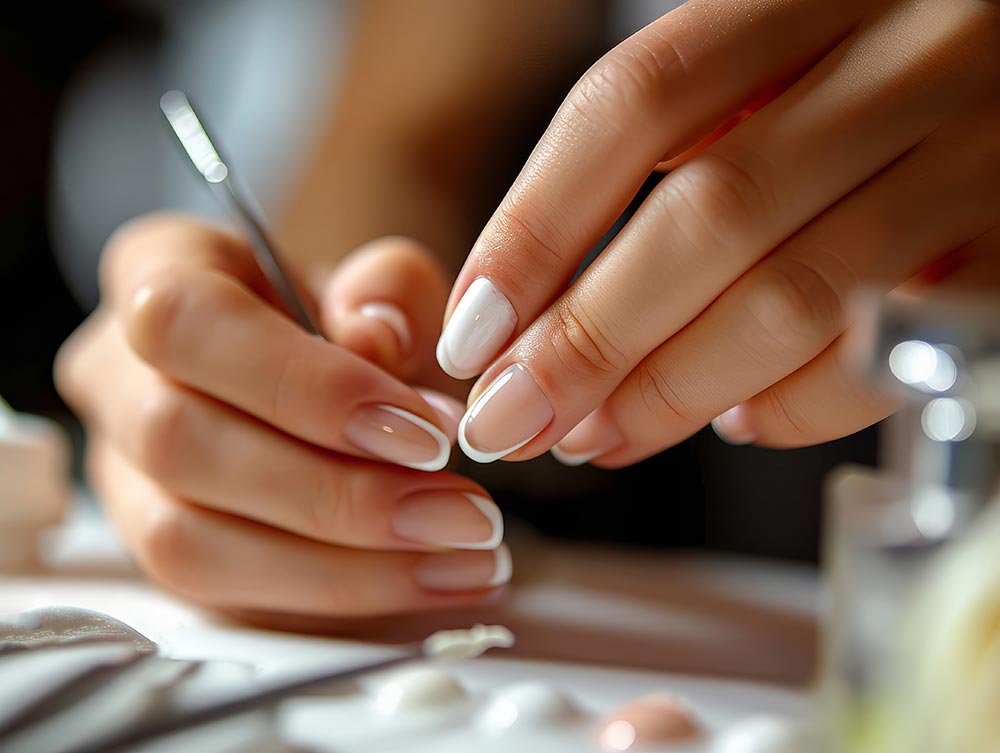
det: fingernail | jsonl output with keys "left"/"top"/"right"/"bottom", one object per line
{"left": 436, "top": 277, "right": 517, "bottom": 379}
{"left": 458, "top": 364, "right": 553, "bottom": 463}
{"left": 550, "top": 409, "right": 624, "bottom": 466}
{"left": 414, "top": 545, "right": 512, "bottom": 591}
{"left": 345, "top": 404, "right": 450, "bottom": 471}
{"left": 394, "top": 491, "right": 503, "bottom": 550}
{"left": 358, "top": 302, "right": 412, "bottom": 353}
{"left": 711, "top": 404, "right": 756, "bottom": 445}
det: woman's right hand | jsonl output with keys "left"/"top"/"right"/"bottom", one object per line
{"left": 55, "top": 214, "right": 509, "bottom": 621}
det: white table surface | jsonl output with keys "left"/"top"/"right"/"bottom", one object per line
{"left": 0, "top": 499, "right": 823, "bottom": 749}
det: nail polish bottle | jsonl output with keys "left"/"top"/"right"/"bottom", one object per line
{"left": 820, "top": 294, "right": 1000, "bottom": 753}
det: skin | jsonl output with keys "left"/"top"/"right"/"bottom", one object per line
{"left": 58, "top": 0, "right": 1000, "bottom": 622}
{"left": 55, "top": 1, "right": 603, "bottom": 621}
{"left": 448, "top": 0, "right": 1000, "bottom": 465}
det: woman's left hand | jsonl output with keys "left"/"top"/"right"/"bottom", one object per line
{"left": 437, "top": 0, "right": 1000, "bottom": 466}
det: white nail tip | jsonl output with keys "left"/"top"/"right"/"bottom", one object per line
{"left": 359, "top": 302, "right": 412, "bottom": 352}
{"left": 457, "top": 409, "right": 540, "bottom": 464}
{"left": 710, "top": 415, "right": 754, "bottom": 446}
{"left": 435, "top": 335, "right": 459, "bottom": 379}
{"left": 377, "top": 405, "right": 451, "bottom": 472}
{"left": 436, "top": 277, "right": 517, "bottom": 379}
{"left": 448, "top": 494, "right": 505, "bottom": 550}
{"left": 489, "top": 545, "right": 513, "bottom": 587}
{"left": 549, "top": 445, "right": 600, "bottom": 467}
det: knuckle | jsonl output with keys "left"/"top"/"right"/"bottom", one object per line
{"left": 634, "top": 359, "right": 700, "bottom": 428}
{"left": 305, "top": 468, "right": 364, "bottom": 543}
{"left": 494, "top": 199, "right": 575, "bottom": 272}
{"left": 126, "top": 271, "right": 245, "bottom": 368}
{"left": 138, "top": 502, "right": 201, "bottom": 596}
{"left": 570, "top": 30, "right": 685, "bottom": 131}
{"left": 550, "top": 302, "right": 629, "bottom": 380}
{"left": 122, "top": 271, "right": 191, "bottom": 366}
{"left": 746, "top": 258, "right": 844, "bottom": 359}
{"left": 132, "top": 387, "right": 192, "bottom": 484}
{"left": 659, "top": 152, "right": 775, "bottom": 255}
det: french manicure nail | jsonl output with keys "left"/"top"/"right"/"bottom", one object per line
{"left": 550, "top": 409, "right": 624, "bottom": 466}
{"left": 414, "top": 545, "right": 513, "bottom": 591}
{"left": 436, "top": 277, "right": 517, "bottom": 379}
{"left": 458, "top": 364, "right": 553, "bottom": 463}
{"left": 394, "top": 491, "right": 503, "bottom": 550}
{"left": 344, "top": 404, "right": 450, "bottom": 471}
{"left": 711, "top": 404, "right": 756, "bottom": 445}
{"left": 358, "top": 302, "right": 412, "bottom": 352}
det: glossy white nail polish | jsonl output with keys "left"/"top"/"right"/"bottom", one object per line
{"left": 490, "top": 545, "right": 513, "bottom": 587}
{"left": 436, "top": 278, "right": 517, "bottom": 379}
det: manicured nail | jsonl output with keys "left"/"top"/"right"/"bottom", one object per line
{"left": 459, "top": 364, "right": 553, "bottom": 463}
{"left": 436, "top": 277, "right": 517, "bottom": 379}
{"left": 550, "top": 409, "right": 624, "bottom": 466}
{"left": 394, "top": 491, "right": 503, "bottom": 550}
{"left": 358, "top": 302, "right": 412, "bottom": 353}
{"left": 344, "top": 404, "right": 450, "bottom": 471}
{"left": 414, "top": 545, "right": 512, "bottom": 590}
{"left": 711, "top": 404, "right": 756, "bottom": 445}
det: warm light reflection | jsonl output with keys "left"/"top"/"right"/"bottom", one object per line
{"left": 600, "top": 720, "right": 637, "bottom": 751}
{"left": 921, "top": 397, "right": 976, "bottom": 442}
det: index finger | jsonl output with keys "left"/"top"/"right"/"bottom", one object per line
{"left": 103, "top": 214, "right": 454, "bottom": 472}
{"left": 437, "top": 0, "right": 862, "bottom": 379}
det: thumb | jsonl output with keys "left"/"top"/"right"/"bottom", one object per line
{"left": 319, "top": 236, "right": 451, "bottom": 383}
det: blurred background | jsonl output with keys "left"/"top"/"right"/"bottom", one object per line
{"left": 0, "top": 0, "right": 877, "bottom": 563}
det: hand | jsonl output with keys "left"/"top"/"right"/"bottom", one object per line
{"left": 57, "top": 215, "right": 509, "bottom": 620}
{"left": 438, "top": 0, "right": 1000, "bottom": 465}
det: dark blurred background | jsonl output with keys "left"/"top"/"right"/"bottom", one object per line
{"left": 0, "top": 1, "right": 877, "bottom": 563}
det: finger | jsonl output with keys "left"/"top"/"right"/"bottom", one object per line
{"left": 437, "top": 0, "right": 865, "bottom": 379}
{"left": 458, "top": 2, "right": 996, "bottom": 463}
{"left": 322, "top": 236, "right": 451, "bottom": 382}
{"left": 105, "top": 217, "right": 454, "bottom": 471}
{"left": 712, "top": 333, "right": 898, "bottom": 449}
{"left": 100, "top": 213, "right": 280, "bottom": 311}
{"left": 717, "top": 238, "right": 1000, "bottom": 448}
{"left": 90, "top": 441, "right": 511, "bottom": 617}
{"left": 71, "top": 323, "right": 502, "bottom": 551}
{"left": 553, "top": 109, "right": 1000, "bottom": 464}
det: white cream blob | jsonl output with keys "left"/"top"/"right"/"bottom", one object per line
{"left": 478, "top": 683, "right": 581, "bottom": 732}
{"left": 373, "top": 667, "right": 467, "bottom": 716}
{"left": 421, "top": 624, "right": 515, "bottom": 661}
